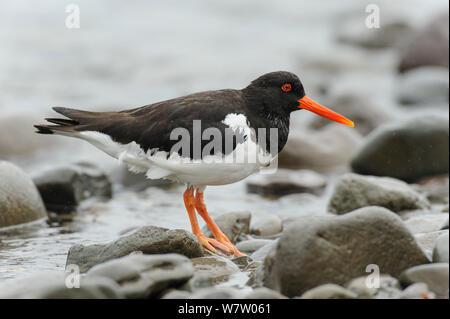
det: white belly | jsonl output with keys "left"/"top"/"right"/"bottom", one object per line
{"left": 165, "top": 162, "right": 260, "bottom": 186}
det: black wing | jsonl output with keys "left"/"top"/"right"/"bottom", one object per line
{"left": 35, "top": 89, "right": 250, "bottom": 159}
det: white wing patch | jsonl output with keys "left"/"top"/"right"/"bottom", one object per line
{"left": 222, "top": 113, "right": 250, "bottom": 135}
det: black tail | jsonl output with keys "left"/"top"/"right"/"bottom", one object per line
{"left": 34, "top": 124, "right": 56, "bottom": 134}
{"left": 34, "top": 107, "right": 106, "bottom": 135}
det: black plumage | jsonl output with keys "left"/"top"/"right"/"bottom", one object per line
{"left": 35, "top": 71, "right": 306, "bottom": 159}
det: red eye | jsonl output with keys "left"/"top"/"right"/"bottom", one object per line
{"left": 281, "top": 83, "right": 292, "bottom": 92}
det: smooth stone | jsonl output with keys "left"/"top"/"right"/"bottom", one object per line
{"left": 86, "top": 253, "right": 194, "bottom": 298}
{"left": 250, "top": 215, "right": 283, "bottom": 237}
{"left": 404, "top": 214, "right": 449, "bottom": 234}
{"left": 415, "top": 230, "right": 448, "bottom": 259}
{"left": 399, "top": 13, "right": 449, "bottom": 73}
{"left": 400, "top": 263, "right": 449, "bottom": 297}
{"left": 161, "top": 289, "right": 191, "bottom": 299}
{"left": 400, "top": 283, "right": 435, "bottom": 299}
{"left": 279, "top": 193, "right": 321, "bottom": 205}
{"left": 336, "top": 14, "right": 413, "bottom": 49}
{"left": 261, "top": 207, "right": 429, "bottom": 297}
{"left": 246, "top": 169, "right": 326, "bottom": 197}
{"left": 190, "top": 255, "right": 240, "bottom": 284}
{"left": 202, "top": 211, "right": 251, "bottom": 244}
{"left": 0, "top": 271, "right": 122, "bottom": 299}
{"left": 246, "top": 244, "right": 276, "bottom": 289}
{"left": 66, "top": 226, "right": 203, "bottom": 273}
{"left": 300, "top": 284, "right": 357, "bottom": 299}
{"left": 351, "top": 115, "right": 449, "bottom": 182}
{"left": 0, "top": 161, "right": 47, "bottom": 228}
{"left": 416, "top": 175, "right": 449, "bottom": 204}
{"left": 33, "top": 162, "right": 112, "bottom": 213}
{"left": 432, "top": 232, "right": 449, "bottom": 263}
{"left": 328, "top": 173, "right": 430, "bottom": 215}
{"left": 278, "top": 125, "right": 362, "bottom": 172}
{"left": 179, "top": 274, "right": 213, "bottom": 292}
{"left": 346, "top": 275, "right": 402, "bottom": 299}
{"left": 250, "top": 240, "right": 278, "bottom": 262}
{"left": 236, "top": 239, "right": 274, "bottom": 255}
{"left": 245, "top": 287, "right": 287, "bottom": 299}
{"left": 396, "top": 67, "right": 449, "bottom": 105}
{"left": 188, "top": 287, "right": 244, "bottom": 299}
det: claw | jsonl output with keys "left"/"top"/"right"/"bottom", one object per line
{"left": 195, "top": 233, "right": 245, "bottom": 256}
{"left": 195, "top": 234, "right": 217, "bottom": 253}
{"left": 207, "top": 237, "right": 234, "bottom": 253}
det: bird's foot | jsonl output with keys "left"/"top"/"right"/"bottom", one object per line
{"left": 213, "top": 234, "right": 246, "bottom": 257}
{"left": 195, "top": 233, "right": 245, "bottom": 257}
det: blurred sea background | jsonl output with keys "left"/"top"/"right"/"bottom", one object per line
{"left": 0, "top": 0, "right": 448, "bottom": 285}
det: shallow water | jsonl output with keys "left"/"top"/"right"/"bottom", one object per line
{"left": 0, "top": 0, "right": 448, "bottom": 285}
{"left": 0, "top": 178, "right": 329, "bottom": 282}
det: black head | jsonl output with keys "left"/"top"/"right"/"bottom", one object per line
{"left": 244, "top": 71, "right": 305, "bottom": 115}
{"left": 243, "top": 71, "right": 354, "bottom": 127}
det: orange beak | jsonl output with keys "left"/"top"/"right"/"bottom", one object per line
{"left": 298, "top": 96, "right": 354, "bottom": 127}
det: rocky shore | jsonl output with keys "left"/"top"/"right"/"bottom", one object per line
{"left": 0, "top": 2, "right": 448, "bottom": 299}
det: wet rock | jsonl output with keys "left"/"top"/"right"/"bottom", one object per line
{"left": 245, "top": 287, "right": 287, "bottom": 299}
{"left": 250, "top": 240, "right": 277, "bottom": 262}
{"left": 404, "top": 214, "right": 449, "bottom": 234}
{"left": 66, "top": 226, "right": 203, "bottom": 273}
{"left": 336, "top": 14, "right": 413, "bottom": 49}
{"left": 250, "top": 215, "right": 283, "bottom": 237}
{"left": 346, "top": 275, "right": 402, "bottom": 299}
{"left": 328, "top": 173, "right": 430, "bottom": 215}
{"left": 300, "top": 284, "right": 357, "bottom": 299}
{"left": 432, "top": 232, "right": 449, "bottom": 263}
{"left": 33, "top": 162, "right": 112, "bottom": 213}
{"left": 399, "top": 13, "right": 449, "bottom": 73}
{"left": 309, "top": 92, "right": 391, "bottom": 136}
{"left": 202, "top": 211, "right": 251, "bottom": 244}
{"left": 179, "top": 274, "right": 213, "bottom": 292}
{"left": 442, "top": 217, "right": 449, "bottom": 228}
{"left": 416, "top": 175, "right": 449, "bottom": 204}
{"left": 188, "top": 287, "right": 244, "bottom": 299}
{"left": 86, "top": 253, "right": 194, "bottom": 298}
{"left": 0, "top": 161, "right": 47, "bottom": 228}
{"left": 161, "top": 289, "right": 191, "bottom": 299}
{"left": 190, "top": 255, "right": 240, "bottom": 284}
{"left": 236, "top": 239, "right": 274, "bottom": 255}
{"left": 0, "top": 271, "right": 122, "bottom": 299}
{"left": 231, "top": 255, "right": 253, "bottom": 269}
{"left": 400, "top": 263, "right": 449, "bottom": 297}
{"left": 400, "top": 283, "right": 435, "bottom": 299}
{"left": 278, "top": 125, "right": 362, "bottom": 172}
{"left": 246, "top": 169, "right": 326, "bottom": 197}
{"left": 415, "top": 230, "right": 448, "bottom": 259}
{"left": 351, "top": 115, "right": 449, "bottom": 182}
{"left": 261, "top": 207, "right": 429, "bottom": 297}
{"left": 396, "top": 67, "right": 449, "bottom": 106}
{"left": 279, "top": 193, "right": 320, "bottom": 205}
{"left": 246, "top": 244, "right": 276, "bottom": 289}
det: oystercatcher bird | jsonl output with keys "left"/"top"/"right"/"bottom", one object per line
{"left": 35, "top": 71, "right": 353, "bottom": 256}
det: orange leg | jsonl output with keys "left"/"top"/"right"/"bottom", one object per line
{"left": 183, "top": 187, "right": 230, "bottom": 254}
{"left": 194, "top": 189, "right": 245, "bottom": 257}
